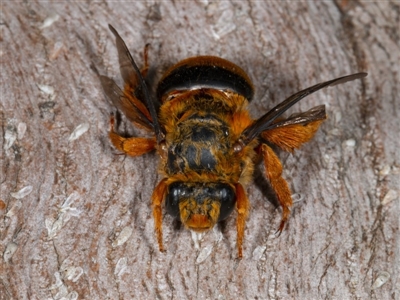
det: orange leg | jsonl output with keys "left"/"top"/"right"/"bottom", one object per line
{"left": 109, "top": 116, "right": 156, "bottom": 156}
{"left": 261, "top": 144, "right": 293, "bottom": 233}
{"left": 235, "top": 183, "right": 250, "bottom": 259}
{"left": 151, "top": 179, "right": 168, "bottom": 252}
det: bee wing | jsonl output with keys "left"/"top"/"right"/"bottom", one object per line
{"left": 99, "top": 75, "right": 154, "bottom": 130}
{"left": 111, "top": 26, "right": 141, "bottom": 88}
{"left": 267, "top": 105, "right": 326, "bottom": 129}
{"left": 108, "top": 24, "right": 164, "bottom": 142}
{"left": 260, "top": 105, "right": 326, "bottom": 152}
{"left": 241, "top": 73, "right": 368, "bottom": 144}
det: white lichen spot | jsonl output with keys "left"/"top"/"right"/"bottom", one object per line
{"left": 50, "top": 41, "right": 64, "bottom": 60}
{"left": 61, "top": 192, "right": 81, "bottom": 217}
{"left": 46, "top": 216, "right": 64, "bottom": 239}
{"left": 60, "top": 203, "right": 81, "bottom": 228}
{"left": 334, "top": 110, "right": 342, "bottom": 123}
{"left": 4, "top": 127, "right": 17, "bottom": 150}
{"left": 49, "top": 271, "right": 78, "bottom": 300}
{"left": 115, "top": 257, "right": 128, "bottom": 276}
{"left": 329, "top": 128, "right": 341, "bottom": 136}
{"left": 49, "top": 271, "right": 63, "bottom": 290}
{"left": 10, "top": 186, "right": 33, "bottom": 199}
{"left": 212, "top": 225, "right": 223, "bottom": 243}
{"left": 268, "top": 270, "right": 277, "bottom": 297}
{"left": 323, "top": 153, "right": 331, "bottom": 164}
{"left": 17, "top": 122, "right": 27, "bottom": 140}
{"left": 49, "top": 215, "right": 64, "bottom": 239}
{"left": 196, "top": 244, "right": 214, "bottom": 264}
{"left": 379, "top": 165, "right": 391, "bottom": 176}
{"left": 344, "top": 139, "right": 356, "bottom": 147}
{"left": 211, "top": 10, "right": 236, "bottom": 40}
{"left": 3, "top": 242, "right": 18, "bottom": 263}
{"left": 112, "top": 226, "right": 133, "bottom": 247}
{"left": 252, "top": 245, "right": 267, "bottom": 261}
{"left": 45, "top": 218, "right": 54, "bottom": 235}
{"left": 392, "top": 165, "right": 400, "bottom": 175}
{"left": 372, "top": 271, "right": 390, "bottom": 289}
{"left": 291, "top": 193, "right": 304, "bottom": 203}
{"left": 349, "top": 276, "right": 359, "bottom": 290}
{"left": 62, "top": 192, "right": 79, "bottom": 208}
{"left": 54, "top": 285, "right": 68, "bottom": 299}
{"left": 37, "top": 84, "right": 55, "bottom": 95}
{"left": 71, "top": 268, "right": 83, "bottom": 283}
{"left": 65, "top": 291, "right": 79, "bottom": 300}
{"left": 5, "top": 200, "right": 22, "bottom": 217}
{"left": 68, "top": 123, "right": 90, "bottom": 142}
{"left": 40, "top": 13, "right": 60, "bottom": 29}
{"left": 191, "top": 231, "right": 205, "bottom": 250}
{"left": 63, "top": 266, "right": 84, "bottom": 283}
{"left": 382, "top": 190, "right": 397, "bottom": 205}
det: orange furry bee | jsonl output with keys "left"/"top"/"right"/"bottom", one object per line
{"left": 98, "top": 24, "right": 367, "bottom": 258}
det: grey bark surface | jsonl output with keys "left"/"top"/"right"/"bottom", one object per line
{"left": 1, "top": 1, "right": 399, "bottom": 299}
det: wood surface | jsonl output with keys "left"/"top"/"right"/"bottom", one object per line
{"left": 1, "top": 1, "right": 399, "bottom": 299}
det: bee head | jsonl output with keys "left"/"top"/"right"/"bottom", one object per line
{"left": 166, "top": 182, "right": 236, "bottom": 232}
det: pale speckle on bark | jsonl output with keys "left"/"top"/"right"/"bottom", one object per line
{"left": 1, "top": 1, "right": 399, "bottom": 299}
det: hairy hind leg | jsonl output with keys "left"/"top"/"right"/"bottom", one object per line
{"left": 261, "top": 144, "right": 293, "bottom": 233}
{"left": 151, "top": 179, "right": 168, "bottom": 252}
{"left": 235, "top": 183, "right": 250, "bottom": 259}
{"left": 109, "top": 115, "right": 156, "bottom": 156}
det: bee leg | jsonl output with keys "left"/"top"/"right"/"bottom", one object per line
{"left": 235, "top": 183, "right": 250, "bottom": 259}
{"left": 109, "top": 115, "right": 156, "bottom": 156}
{"left": 261, "top": 144, "right": 293, "bottom": 233}
{"left": 151, "top": 178, "right": 168, "bottom": 252}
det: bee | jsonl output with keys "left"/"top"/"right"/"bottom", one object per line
{"left": 98, "top": 24, "right": 367, "bottom": 258}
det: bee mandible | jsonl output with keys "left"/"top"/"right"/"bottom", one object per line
{"left": 98, "top": 24, "right": 367, "bottom": 258}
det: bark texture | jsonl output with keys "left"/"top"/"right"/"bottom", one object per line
{"left": 1, "top": 1, "right": 399, "bottom": 299}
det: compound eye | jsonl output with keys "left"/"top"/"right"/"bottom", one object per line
{"left": 217, "top": 185, "right": 236, "bottom": 221}
{"left": 166, "top": 182, "right": 184, "bottom": 218}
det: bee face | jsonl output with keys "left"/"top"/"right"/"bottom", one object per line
{"left": 166, "top": 182, "right": 236, "bottom": 231}
{"left": 100, "top": 25, "right": 367, "bottom": 258}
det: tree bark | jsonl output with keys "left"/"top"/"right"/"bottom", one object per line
{"left": 1, "top": 1, "right": 399, "bottom": 299}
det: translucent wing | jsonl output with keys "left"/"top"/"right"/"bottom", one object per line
{"left": 108, "top": 25, "right": 164, "bottom": 143}
{"left": 266, "top": 105, "right": 326, "bottom": 129}
{"left": 241, "top": 73, "right": 368, "bottom": 144}
{"left": 99, "top": 75, "right": 153, "bottom": 130}
{"left": 112, "top": 29, "right": 138, "bottom": 86}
